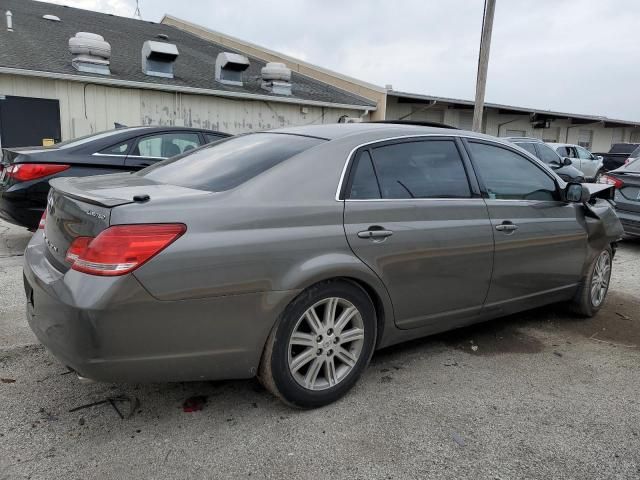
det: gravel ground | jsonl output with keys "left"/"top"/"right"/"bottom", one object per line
{"left": 0, "top": 219, "right": 639, "bottom": 480}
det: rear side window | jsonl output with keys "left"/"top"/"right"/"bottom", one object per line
{"left": 140, "top": 133, "right": 324, "bottom": 192}
{"left": 349, "top": 151, "right": 381, "bottom": 199}
{"left": 354, "top": 140, "right": 471, "bottom": 199}
{"left": 468, "top": 142, "right": 558, "bottom": 201}
{"left": 133, "top": 132, "right": 201, "bottom": 158}
{"left": 205, "top": 133, "right": 225, "bottom": 144}
{"left": 99, "top": 141, "right": 130, "bottom": 155}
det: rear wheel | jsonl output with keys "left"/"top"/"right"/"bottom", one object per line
{"left": 259, "top": 280, "right": 376, "bottom": 408}
{"left": 572, "top": 246, "right": 612, "bottom": 317}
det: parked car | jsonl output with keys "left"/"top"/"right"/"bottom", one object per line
{"left": 599, "top": 158, "right": 640, "bottom": 237}
{"left": 503, "top": 137, "right": 586, "bottom": 182}
{"left": 547, "top": 143, "right": 604, "bottom": 182}
{"left": 25, "top": 124, "right": 623, "bottom": 408}
{"left": 0, "top": 126, "right": 229, "bottom": 230}
{"left": 594, "top": 143, "right": 640, "bottom": 171}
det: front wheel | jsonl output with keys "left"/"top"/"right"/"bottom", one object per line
{"left": 258, "top": 280, "right": 376, "bottom": 408}
{"left": 572, "top": 246, "right": 612, "bottom": 317}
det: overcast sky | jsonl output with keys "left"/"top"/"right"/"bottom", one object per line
{"left": 44, "top": 0, "right": 640, "bottom": 121}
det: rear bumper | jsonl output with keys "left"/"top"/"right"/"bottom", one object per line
{"left": 616, "top": 209, "right": 640, "bottom": 237}
{"left": 24, "top": 232, "right": 297, "bottom": 383}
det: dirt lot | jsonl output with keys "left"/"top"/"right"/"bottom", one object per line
{"left": 1, "top": 219, "right": 639, "bottom": 480}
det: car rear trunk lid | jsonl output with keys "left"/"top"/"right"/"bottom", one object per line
{"left": 44, "top": 173, "right": 210, "bottom": 272}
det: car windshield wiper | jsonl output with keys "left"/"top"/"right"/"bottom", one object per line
{"left": 396, "top": 180, "right": 415, "bottom": 198}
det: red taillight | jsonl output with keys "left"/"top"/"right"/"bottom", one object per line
{"left": 67, "top": 224, "right": 186, "bottom": 276}
{"left": 598, "top": 174, "right": 624, "bottom": 189}
{"left": 7, "top": 163, "right": 70, "bottom": 181}
{"left": 65, "top": 236, "right": 92, "bottom": 263}
{"left": 38, "top": 210, "right": 47, "bottom": 230}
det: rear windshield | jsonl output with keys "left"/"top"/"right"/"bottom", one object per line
{"left": 623, "top": 158, "right": 640, "bottom": 172}
{"left": 138, "top": 133, "right": 325, "bottom": 192}
{"left": 610, "top": 143, "right": 640, "bottom": 154}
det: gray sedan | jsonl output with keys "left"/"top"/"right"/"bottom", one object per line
{"left": 24, "top": 124, "right": 623, "bottom": 408}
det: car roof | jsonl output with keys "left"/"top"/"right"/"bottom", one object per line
{"left": 269, "top": 122, "right": 492, "bottom": 142}
{"left": 503, "top": 137, "right": 542, "bottom": 143}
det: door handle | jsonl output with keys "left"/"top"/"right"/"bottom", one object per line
{"left": 495, "top": 221, "right": 518, "bottom": 232}
{"left": 357, "top": 228, "right": 393, "bottom": 239}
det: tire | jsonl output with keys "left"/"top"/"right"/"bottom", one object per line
{"left": 258, "top": 280, "right": 376, "bottom": 408}
{"left": 572, "top": 246, "right": 613, "bottom": 317}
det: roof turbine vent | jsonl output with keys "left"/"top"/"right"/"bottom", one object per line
{"left": 68, "top": 32, "right": 111, "bottom": 75}
{"left": 261, "top": 62, "right": 292, "bottom": 96}
{"left": 214, "top": 52, "right": 250, "bottom": 86}
{"left": 142, "top": 40, "right": 179, "bottom": 78}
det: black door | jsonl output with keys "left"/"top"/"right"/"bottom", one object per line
{"left": 0, "top": 95, "right": 62, "bottom": 148}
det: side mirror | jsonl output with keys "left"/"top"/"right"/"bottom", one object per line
{"left": 549, "top": 160, "right": 561, "bottom": 168}
{"left": 595, "top": 155, "right": 603, "bottom": 161}
{"left": 565, "top": 182, "right": 589, "bottom": 203}
{"left": 562, "top": 157, "right": 572, "bottom": 166}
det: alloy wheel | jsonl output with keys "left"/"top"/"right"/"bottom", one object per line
{"left": 590, "top": 250, "right": 611, "bottom": 307}
{"left": 288, "top": 297, "right": 365, "bottom": 391}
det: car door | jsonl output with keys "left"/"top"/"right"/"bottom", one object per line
{"left": 126, "top": 131, "right": 202, "bottom": 168}
{"left": 464, "top": 140, "right": 587, "bottom": 315}
{"left": 575, "top": 146, "right": 597, "bottom": 179}
{"left": 342, "top": 137, "right": 494, "bottom": 330}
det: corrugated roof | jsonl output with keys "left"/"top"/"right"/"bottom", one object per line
{"left": 389, "top": 90, "right": 640, "bottom": 127}
{"left": 0, "top": 0, "right": 375, "bottom": 109}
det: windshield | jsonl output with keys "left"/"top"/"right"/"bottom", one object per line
{"left": 139, "top": 133, "right": 325, "bottom": 192}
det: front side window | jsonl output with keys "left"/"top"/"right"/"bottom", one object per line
{"left": 468, "top": 142, "right": 558, "bottom": 201}
{"left": 576, "top": 146, "right": 592, "bottom": 159}
{"left": 140, "top": 133, "right": 324, "bottom": 192}
{"left": 133, "top": 132, "right": 201, "bottom": 158}
{"left": 535, "top": 143, "right": 562, "bottom": 164}
{"left": 364, "top": 140, "right": 471, "bottom": 199}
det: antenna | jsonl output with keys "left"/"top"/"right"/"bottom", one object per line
{"left": 133, "top": 0, "right": 142, "bottom": 19}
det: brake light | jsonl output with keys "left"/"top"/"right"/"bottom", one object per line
{"left": 67, "top": 224, "right": 186, "bottom": 276}
{"left": 38, "top": 210, "right": 47, "bottom": 230}
{"left": 598, "top": 174, "right": 624, "bottom": 188}
{"left": 7, "top": 163, "right": 70, "bottom": 181}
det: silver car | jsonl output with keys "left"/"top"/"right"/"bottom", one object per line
{"left": 548, "top": 142, "right": 604, "bottom": 181}
{"left": 25, "top": 124, "right": 623, "bottom": 408}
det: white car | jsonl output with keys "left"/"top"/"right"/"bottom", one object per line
{"left": 548, "top": 143, "right": 604, "bottom": 182}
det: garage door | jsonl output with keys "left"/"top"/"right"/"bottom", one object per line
{"left": 0, "top": 95, "right": 61, "bottom": 148}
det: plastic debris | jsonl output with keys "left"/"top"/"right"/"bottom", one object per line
{"left": 1, "top": 378, "right": 16, "bottom": 383}
{"left": 182, "top": 395, "right": 207, "bottom": 412}
{"left": 471, "top": 345, "right": 479, "bottom": 352}
{"left": 452, "top": 432, "right": 466, "bottom": 447}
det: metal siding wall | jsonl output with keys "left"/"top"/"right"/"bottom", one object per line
{"left": 0, "top": 74, "right": 362, "bottom": 140}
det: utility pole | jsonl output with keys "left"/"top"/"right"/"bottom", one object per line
{"left": 472, "top": 0, "right": 496, "bottom": 132}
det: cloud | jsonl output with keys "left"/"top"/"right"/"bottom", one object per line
{"left": 35, "top": 0, "right": 640, "bottom": 121}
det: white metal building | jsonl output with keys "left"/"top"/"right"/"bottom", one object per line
{"left": 0, "top": 0, "right": 376, "bottom": 148}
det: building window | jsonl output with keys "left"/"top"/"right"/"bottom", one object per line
{"left": 578, "top": 129, "right": 593, "bottom": 149}
{"left": 505, "top": 129, "right": 526, "bottom": 137}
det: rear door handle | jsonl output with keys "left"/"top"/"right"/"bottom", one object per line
{"left": 357, "top": 228, "right": 394, "bottom": 239}
{"left": 495, "top": 221, "right": 518, "bottom": 232}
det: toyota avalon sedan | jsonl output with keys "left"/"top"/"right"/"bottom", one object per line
{"left": 24, "top": 123, "right": 623, "bottom": 408}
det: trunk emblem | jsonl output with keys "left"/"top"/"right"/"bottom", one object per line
{"left": 43, "top": 233, "right": 59, "bottom": 253}
{"left": 86, "top": 210, "right": 106, "bottom": 221}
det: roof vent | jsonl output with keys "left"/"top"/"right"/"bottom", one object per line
{"left": 43, "top": 14, "right": 61, "bottom": 22}
{"left": 68, "top": 32, "right": 111, "bottom": 75}
{"left": 214, "top": 52, "right": 250, "bottom": 86}
{"left": 261, "top": 62, "right": 292, "bottom": 96}
{"left": 142, "top": 40, "right": 178, "bottom": 78}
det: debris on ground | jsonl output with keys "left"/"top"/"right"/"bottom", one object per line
{"left": 615, "top": 312, "right": 632, "bottom": 321}
{"left": 182, "top": 395, "right": 207, "bottom": 412}
{"left": 452, "top": 432, "right": 466, "bottom": 447}
{"left": 69, "top": 395, "right": 140, "bottom": 419}
{"left": 1, "top": 378, "right": 16, "bottom": 383}
{"left": 553, "top": 351, "right": 563, "bottom": 357}
{"left": 443, "top": 360, "right": 459, "bottom": 367}
{"left": 471, "top": 345, "right": 479, "bottom": 352}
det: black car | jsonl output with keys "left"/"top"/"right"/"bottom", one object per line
{"left": 504, "top": 137, "right": 586, "bottom": 182}
{"left": 594, "top": 143, "right": 640, "bottom": 171}
{"left": 600, "top": 158, "right": 640, "bottom": 237}
{"left": 0, "top": 126, "right": 229, "bottom": 229}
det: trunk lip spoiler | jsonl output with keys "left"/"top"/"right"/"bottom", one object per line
{"left": 49, "top": 177, "right": 134, "bottom": 208}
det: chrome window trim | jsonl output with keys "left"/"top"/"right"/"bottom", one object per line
{"left": 126, "top": 155, "right": 167, "bottom": 160}
{"left": 92, "top": 153, "right": 127, "bottom": 158}
{"left": 345, "top": 197, "right": 484, "bottom": 203}
{"left": 335, "top": 133, "right": 483, "bottom": 202}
